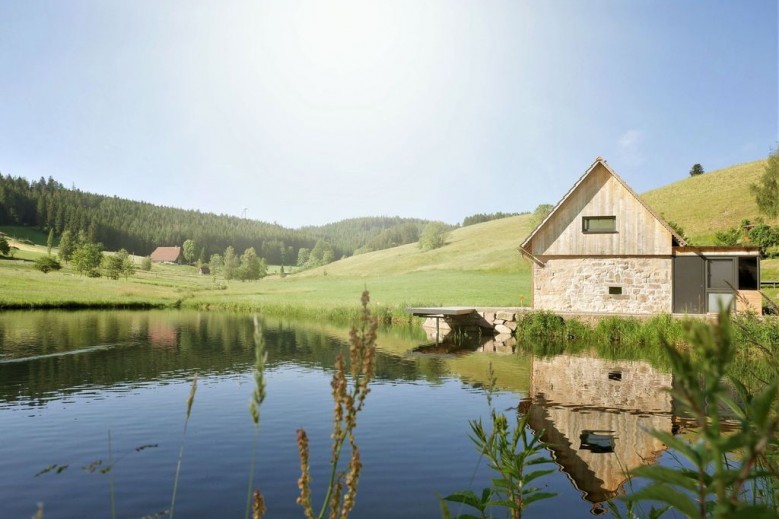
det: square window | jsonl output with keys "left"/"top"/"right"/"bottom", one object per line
{"left": 583, "top": 216, "right": 616, "bottom": 233}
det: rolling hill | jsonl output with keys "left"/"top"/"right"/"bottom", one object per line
{"left": 296, "top": 158, "right": 775, "bottom": 278}
{"left": 641, "top": 159, "right": 777, "bottom": 244}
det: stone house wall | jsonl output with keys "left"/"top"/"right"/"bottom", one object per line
{"left": 533, "top": 257, "right": 673, "bottom": 314}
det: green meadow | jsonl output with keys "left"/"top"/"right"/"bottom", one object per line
{"left": 0, "top": 214, "right": 533, "bottom": 318}
{"left": 1, "top": 158, "right": 778, "bottom": 314}
{"left": 642, "top": 159, "right": 779, "bottom": 244}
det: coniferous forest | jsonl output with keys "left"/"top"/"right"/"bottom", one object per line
{"left": 0, "top": 173, "right": 439, "bottom": 265}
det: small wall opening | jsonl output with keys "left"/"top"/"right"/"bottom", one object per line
{"left": 582, "top": 216, "right": 617, "bottom": 233}
{"left": 608, "top": 286, "right": 623, "bottom": 295}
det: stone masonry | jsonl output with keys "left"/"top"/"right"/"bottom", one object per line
{"left": 534, "top": 257, "right": 673, "bottom": 314}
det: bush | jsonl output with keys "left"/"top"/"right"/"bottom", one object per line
{"left": 34, "top": 256, "right": 62, "bottom": 273}
{"left": 418, "top": 222, "right": 450, "bottom": 251}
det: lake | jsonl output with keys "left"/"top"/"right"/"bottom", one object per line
{"left": 0, "top": 309, "right": 674, "bottom": 518}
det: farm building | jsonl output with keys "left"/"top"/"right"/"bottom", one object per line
{"left": 519, "top": 157, "right": 762, "bottom": 315}
{"left": 150, "top": 246, "right": 184, "bottom": 264}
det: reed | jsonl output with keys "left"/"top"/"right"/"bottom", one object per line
{"left": 296, "top": 290, "right": 377, "bottom": 519}
{"left": 245, "top": 316, "right": 268, "bottom": 519}
{"left": 169, "top": 373, "right": 198, "bottom": 519}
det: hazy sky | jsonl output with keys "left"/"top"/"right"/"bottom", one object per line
{"left": 1, "top": 1, "right": 777, "bottom": 228}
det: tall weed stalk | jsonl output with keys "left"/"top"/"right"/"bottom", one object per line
{"left": 296, "top": 290, "right": 377, "bottom": 519}
{"left": 169, "top": 372, "right": 197, "bottom": 519}
{"left": 246, "top": 316, "right": 267, "bottom": 519}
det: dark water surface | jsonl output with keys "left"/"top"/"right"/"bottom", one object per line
{"left": 0, "top": 310, "right": 674, "bottom": 518}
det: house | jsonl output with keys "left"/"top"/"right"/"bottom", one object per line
{"left": 150, "top": 246, "right": 184, "bottom": 264}
{"left": 519, "top": 157, "right": 762, "bottom": 315}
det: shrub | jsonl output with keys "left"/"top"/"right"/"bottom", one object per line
{"left": 418, "top": 222, "right": 450, "bottom": 251}
{"left": 34, "top": 256, "right": 62, "bottom": 273}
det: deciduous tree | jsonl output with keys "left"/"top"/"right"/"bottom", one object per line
{"left": 418, "top": 222, "right": 450, "bottom": 251}
{"left": 529, "top": 204, "right": 554, "bottom": 229}
{"left": 751, "top": 147, "right": 779, "bottom": 218}
{"left": 58, "top": 230, "right": 75, "bottom": 263}
{"left": 223, "top": 246, "right": 238, "bottom": 280}
{"left": 0, "top": 236, "right": 10, "bottom": 256}
{"left": 71, "top": 241, "right": 103, "bottom": 277}
{"left": 237, "top": 247, "right": 266, "bottom": 281}
{"left": 183, "top": 239, "right": 198, "bottom": 264}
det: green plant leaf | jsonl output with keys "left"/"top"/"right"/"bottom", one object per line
{"left": 750, "top": 379, "right": 779, "bottom": 429}
{"left": 644, "top": 430, "right": 705, "bottom": 466}
{"left": 522, "top": 491, "right": 557, "bottom": 506}
{"left": 631, "top": 465, "right": 703, "bottom": 493}
{"left": 626, "top": 484, "right": 700, "bottom": 518}
{"left": 523, "top": 468, "right": 555, "bottom": 483}
{"left": 441, "top": 490, "right": 487, "bottom": 512}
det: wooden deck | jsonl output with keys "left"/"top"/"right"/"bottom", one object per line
{"left": 405, "top": 307, "right": 478, "bottom": 318}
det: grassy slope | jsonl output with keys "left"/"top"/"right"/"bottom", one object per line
{"left": 190, "top": 215, "right": 535, "bottom": 311}
{"left": 641, "top": 159, "right": 778, "bottom": 244}
{"left": 2, "top": 160, "right": 778, "bottom": 311}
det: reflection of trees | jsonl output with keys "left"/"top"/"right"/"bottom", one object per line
{"left": 0, "top": 311, "right": 449, "bottom": 406}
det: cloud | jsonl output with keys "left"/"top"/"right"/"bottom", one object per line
{"left": 617, "top": 129, "right": 645, "bottom": 167}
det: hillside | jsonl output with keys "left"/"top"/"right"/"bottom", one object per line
{"left": 0, "top": 174, "right": 438, "bottom": 262}
{"left": 641, "top": 159, "right": 777, "bottom": 244}
{"left": 295, "top": 214, "right": 534, "bottom": 278}
{"left": 289, "top": 157, "right": 778, "bottom": 284}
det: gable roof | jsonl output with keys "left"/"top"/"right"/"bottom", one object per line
{"left": 520, "top": 157, "right": 687, "bottom": 253}
{"left": 150, "top": 246, "right": 183, "bottom": 262}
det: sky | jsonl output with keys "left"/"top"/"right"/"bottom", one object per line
{"left": 0, "top": 1, "right": 777, "bottom": 228}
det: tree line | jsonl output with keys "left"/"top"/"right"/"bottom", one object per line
{"left": 0, "top": 174, "right": 436, "bottom": 266}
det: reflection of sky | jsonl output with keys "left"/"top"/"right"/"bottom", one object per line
{"left": 0, "top": 310, "right": 677, "bottom": 518}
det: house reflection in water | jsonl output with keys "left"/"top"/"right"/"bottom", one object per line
{"left": 526, "top": 355, "right": 673, "bottom": 513}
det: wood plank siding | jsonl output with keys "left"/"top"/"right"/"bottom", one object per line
{"left": 528, "top": 163, "right": 674, "bottom": 257}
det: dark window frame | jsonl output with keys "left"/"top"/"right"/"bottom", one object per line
{"left": 582, "top": 216, "right": 617, "bottom": 234}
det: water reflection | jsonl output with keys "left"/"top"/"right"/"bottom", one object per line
{"left": 0, "top": 309, "right": 675, "bottom": 518}
{"left": 526, "top": 354, "right": 673, "bottom": 511}
{"left": 0, "top": 310, "right": 456, "bottom": 407}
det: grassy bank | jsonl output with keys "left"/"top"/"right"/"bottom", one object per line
{"left": 2, "top": 206, "right": 777, "bottom": 316}
{"left": 0, "top": 216, "right": 533, "bottom": 318}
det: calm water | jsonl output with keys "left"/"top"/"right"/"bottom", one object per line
{"left": 0, "top": 310, "right": 674, "bottom": 518}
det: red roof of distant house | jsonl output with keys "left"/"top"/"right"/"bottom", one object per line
{"left": 150, "top": 246, "right": 183, "bottom": 263}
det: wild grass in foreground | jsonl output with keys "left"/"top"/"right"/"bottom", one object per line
{"left": 446, "top": 306, "right": 779, "bottom": 519}
{"left": 621, "top": 306, "right": 779, "bottom": 519}
{"left": 441, "top": 363, "right": 556, "bottom": 519}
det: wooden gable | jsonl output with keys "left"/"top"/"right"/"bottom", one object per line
{"left": 521, "top": 158, "right": 685, "bottom": 257}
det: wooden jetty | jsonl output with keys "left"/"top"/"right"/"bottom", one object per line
{"left": 405, "top": 306, "right": 527, "bottom": 343}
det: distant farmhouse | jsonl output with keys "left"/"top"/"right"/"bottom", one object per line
{"left": 150, "top": 246, "right": 184, "bottom": 264}
{"left": 520, "top": 158, "right": 762, "bottom": 315}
